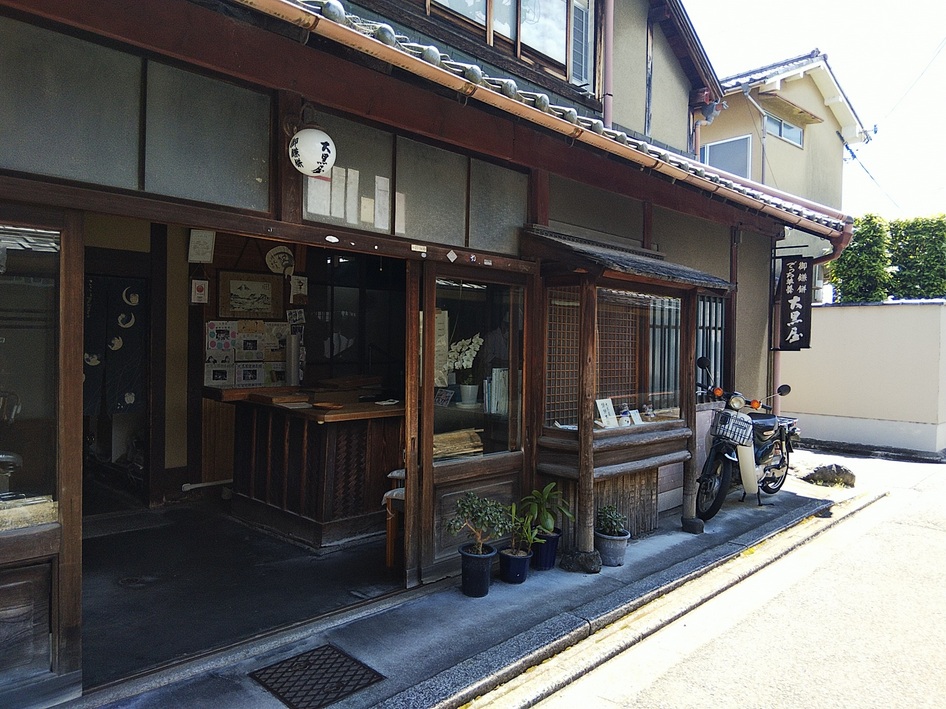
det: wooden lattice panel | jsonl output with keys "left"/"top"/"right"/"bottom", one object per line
{"left": 545, "top": 286, "right": 580, "bottom": 426}
{"left": 597, "top": 290, "right": 641, "bottom": 408}
{"left": 331, "top": 422, "right": 368, "bottom": 518}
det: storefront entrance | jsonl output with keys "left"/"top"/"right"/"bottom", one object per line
{"left": 78, "top": 224, "right": 412, "bottom": 687}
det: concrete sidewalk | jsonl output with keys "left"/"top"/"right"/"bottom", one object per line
{"left": 65, "top": 452, "right": 885, "bottom": 709}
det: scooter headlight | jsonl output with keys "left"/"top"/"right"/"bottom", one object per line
{"left": 727, "top": 394, "right": 746, "bottom": 410}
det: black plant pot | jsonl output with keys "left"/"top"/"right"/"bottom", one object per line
{"left": 530, "top": 528, "right": 561, "bottom": 571}
{"left": 499, "top": 549, "right": 533, "bottom": 584}
{"left": 459, "top": 543, "right": 497, "bottom": 597}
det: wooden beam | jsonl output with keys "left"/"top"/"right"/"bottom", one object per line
{"left": 148, "top": 224, "right": 168, "bottom": 505}
{"left": 403, "top": 259, "right": 421, "bottom": 587}
{"left": 57, "top": 208, "right": 84, "bottom": 675}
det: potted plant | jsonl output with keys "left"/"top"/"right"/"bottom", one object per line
{"left": 520, "top": 482, "right": 574, "bottom": 571}
{"left": 446, "top": 491, "right": 511, "bottom": 597}
{"left": 446, "top": 333, "right": 483, "bottom": 404}
{"left": 594, "top": 505, "right": 630, "bottom": 567}
{"left": 498, "top": 503, "right": 544, "bottom": 584}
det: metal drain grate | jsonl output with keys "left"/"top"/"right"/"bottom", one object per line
{"left": 251, "top": 644, "right": 384, "bottom": 709}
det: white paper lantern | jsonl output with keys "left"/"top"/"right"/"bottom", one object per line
{"left": 288, "top": 128, "right": 337, "bottom": 176}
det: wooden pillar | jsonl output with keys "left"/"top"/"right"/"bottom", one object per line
{"left": 576, "top": 276, "right": 597, "bottom": 553}
{"left": 680, "top": 289, "right": 702, "bottom": 533}
{"left": 276, "top": 91, "right": 304, "bottom": 225}
{"left": 403, "top": 259, "right": 421, "bottom": 587}
{"left": 529, "top": 168, "right": 550, "bottom": 227}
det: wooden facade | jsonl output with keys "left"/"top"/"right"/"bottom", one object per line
{"left": 0, "top": 0, "right": 851, "bottom": 704}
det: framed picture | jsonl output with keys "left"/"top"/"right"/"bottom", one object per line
{"left": 218, "top": 271, "right": 284, "bottom": 320}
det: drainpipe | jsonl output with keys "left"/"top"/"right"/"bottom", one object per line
{"left": 743, "top": 87, "right": 767, "bottom": 185}
{"left": 603, "top": 0, "right": 614, "bottom": 128}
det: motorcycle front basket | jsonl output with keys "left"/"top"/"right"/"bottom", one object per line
{"left": 710, "top": 409, "right": 753, "bottom": 446}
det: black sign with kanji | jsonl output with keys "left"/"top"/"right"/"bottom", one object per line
{"left": 778, "top": 257, "right": 813, "bottom": 350}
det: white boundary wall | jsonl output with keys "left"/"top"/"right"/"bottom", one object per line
{"left": 780, "top": 300, "right": 946, "bottom": 456}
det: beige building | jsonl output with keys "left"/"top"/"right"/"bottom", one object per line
{"left": 698, "top": 49, "right": 868, "bottom": 263}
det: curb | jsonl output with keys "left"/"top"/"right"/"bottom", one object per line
{"left": 388, "top": 489, "right": 887, "bottom": 709}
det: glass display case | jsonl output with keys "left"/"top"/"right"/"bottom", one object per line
{"left": 0, "top": 227, "right": 59, "bottom": 530}
{"left": 431, "top": 278, "right": 524, "bottom": 460}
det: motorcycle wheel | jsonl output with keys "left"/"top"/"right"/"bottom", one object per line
{"left": 760, "top": 443, "right": 789, "bottom": 494}
{"left": 696, "top": 453, "right": 732, "bottom": 521}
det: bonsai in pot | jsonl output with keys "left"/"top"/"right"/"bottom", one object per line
{"left": 498, "top": 503, "right": 545, "bottom": 584}
{"left": 594, "top": 505, "right": 630, "bottom": 567}
{"left": 520, "top": 482, "right": 574, "bottom": 571}
{"left": 446, "top": 491, "right": 511, "bottom": 597}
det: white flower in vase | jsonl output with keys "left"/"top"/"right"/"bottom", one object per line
{"left": 447, "top": 333, "right": 483, "bottom": 386}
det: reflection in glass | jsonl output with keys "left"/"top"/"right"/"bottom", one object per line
{"left": 303, "top": 252, "right": 405, "bottom": 396}
{"left": 437, "top": 0, "right": 487, "bottom": 25}
{"left": 521, "top": 0, "right": 567, "bottom": 63}
{"left": 433, "top": 279, "right": 523, "bottom": 460}
{"left": 0, "top": 227, "right": 59, "bottom": 510}
{"left": 494, "top": 0, "right": 517, "bottom": 38}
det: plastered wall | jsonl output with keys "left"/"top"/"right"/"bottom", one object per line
{"left": 780, "top": 301, "right": 946, "bottom": 455}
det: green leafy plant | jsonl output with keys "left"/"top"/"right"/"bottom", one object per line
{"left": 446, "top": 491, "right": 511, "bottom": 555}
{"left": 504, "top": 503, "right": 545, "bottom": 556}
{"left": 595, "top": 505, "right": 628, "bottom": 537}
{"left": 829, "top": 214, "right": 892, "bottom": 303}
{"left": 889, "top": 216, "right": 946, "bottom": 299}
{"left": 520, "top": 482, "right": 574, "bottom": 534}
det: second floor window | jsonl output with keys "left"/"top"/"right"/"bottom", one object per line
{"left": 433, "top": 0, "right": 594, "bottom": 86}
{"left": 701, "top": 135, "right": 751, "bottom": 179}
{"left": 765, "top": 114, "right": 803, "bottom": 147}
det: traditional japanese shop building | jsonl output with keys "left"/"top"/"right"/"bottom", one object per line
{"left": 0, "top": 0, "right": 852, "bottom": 704}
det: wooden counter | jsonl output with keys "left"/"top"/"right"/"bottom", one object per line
{"left": 217, "top": 389, "right": 405, "bottom": 548}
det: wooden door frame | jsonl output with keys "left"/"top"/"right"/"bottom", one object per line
{"left": 0, "top": 202, "right": 83, "bottom": 702}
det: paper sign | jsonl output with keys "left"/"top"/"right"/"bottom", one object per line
{"left": 595, "top": 398, "right": 618, "bottom": 428}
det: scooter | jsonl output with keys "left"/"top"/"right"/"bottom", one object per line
{"left": 695, "top": 357, "right": 800, "bottom": 521}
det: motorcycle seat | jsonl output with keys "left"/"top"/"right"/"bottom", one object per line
{"left": 747, "top": 411, "right": 778, "bottom": 430}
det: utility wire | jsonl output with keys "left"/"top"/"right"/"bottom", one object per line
{"left": 883, "top": 36, "right": 946, "bottom": 122}
{"left": 838, "top": 131, "right": 901, "bottom": 210}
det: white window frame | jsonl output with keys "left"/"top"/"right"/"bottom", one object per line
{"left": 570, "top": 0, "right": 594, "bottom": 88}
{"left": 765, "top": 113, "right": 803, "bottom": 147}
{"left": 700, "top": 134, "right": 752, "bottom": 179}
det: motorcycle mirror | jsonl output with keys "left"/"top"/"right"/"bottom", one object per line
{"left": 696, "top": 356, "right": 711, "bottom": 371}
{"left": 777, "top": 384, "right": 791, "bottom": 396}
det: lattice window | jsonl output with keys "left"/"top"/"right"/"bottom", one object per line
{"left": 696, "top": 295, "right": 726, "bottom": 402}
{"left": 544, "top": 287, "right": 681, "bottom": 426}
{"left": 545, "top": 286, "right": 580, "bottom": 426}
{"left": 596, "top": 289, "right": 640, "bottom": 410}
{"left": 648, "top": 295, "right": 681, "bottom": 411}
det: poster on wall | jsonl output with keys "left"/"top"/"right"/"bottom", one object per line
{"left": 235, "top": 362, "right": 265, "bottom": 387}
{"left": 206, "top": 320, "right": 237, "bottom": 356}
{"left": 778, "top": 257, "right": 814, "bottom": 351}
{"left": 204, "top": 363, "right": 234, "bottom": 387}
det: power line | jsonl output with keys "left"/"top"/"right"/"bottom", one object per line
{"left": 838, "top": 132, "right": 901, "bottom": 210}
{"left": 883, "top": 36, "right": 946, "bottom": 122}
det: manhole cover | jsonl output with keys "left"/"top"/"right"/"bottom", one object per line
{"left": 251, "top": 644, "right": 384, "bottom": 709}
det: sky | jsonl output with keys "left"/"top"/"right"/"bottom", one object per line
{"left": 684, "top": 0, "right": 946, "bottom": 221}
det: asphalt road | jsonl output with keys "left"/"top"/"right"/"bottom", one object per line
{"left": 486, "top": 450, "right": 946, "bottom": 708}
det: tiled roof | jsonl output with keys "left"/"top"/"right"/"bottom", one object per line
{"left": 720, "top": 49, "right": 827, "bottom": 91}
{"left": 524, "top": 227, "right": 735, "bottom": 291}
{"left": 231, "top": 0, "right": 853, "bottom": 246}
